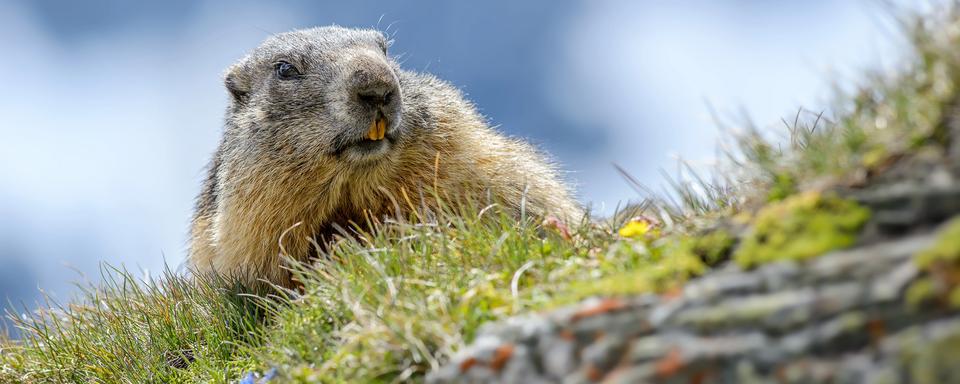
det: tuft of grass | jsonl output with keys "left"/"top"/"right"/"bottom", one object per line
{"left": 4, "top": 201, "right": 666, "bottom": 383}
{"left": 1, "top": 265, "right": 269, "bottom": 383}
{"left": 251, "top": 203, "right": 625, "bottom": 381}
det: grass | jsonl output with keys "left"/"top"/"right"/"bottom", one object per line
{"left": 1, "top": 202, "right": 695, "bottom": 383}
{"left": 1, "top": 266, "right": 267, "bottom": 382}
{"left": 5, "top": 3, "right": 960, "bottom": 383}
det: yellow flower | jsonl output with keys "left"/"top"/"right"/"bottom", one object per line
{"left": 619, "top": 217, "right": 660, "bottom": 239}
{"left": 618, "top": 220, "right": 649, "bottom": 238}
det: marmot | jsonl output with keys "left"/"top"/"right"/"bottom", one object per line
{"left": 189, "top": 26, "right": 581, "bottom": 287}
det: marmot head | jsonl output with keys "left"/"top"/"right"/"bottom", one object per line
{"left": 224, "top": 26, "right": 404, "bottom": 164}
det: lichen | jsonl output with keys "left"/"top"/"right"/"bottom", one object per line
{"left": 733, "top": 191, "right": 871, "bottom": 268}
{"left": 907, "top": 218, "right": 960, "bottom": 309}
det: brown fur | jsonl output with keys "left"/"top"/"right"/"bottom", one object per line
{"left": 189, "top": 27, "right": 581, "bottom": 287}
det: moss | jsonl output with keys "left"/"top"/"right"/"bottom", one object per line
{"left": 862, "top": 146, "right": 891, "bottom": 169}
{"left": 734, "top": 192, "right": 871, "bottom": 268}
{"left": 558, "top": 225, "right": 734, "bottom": 304}
{"left": 950, "top": 287, "right": 960, "bottom": 309}
{"left": 896, "top": 321, "right": 960, "bottom": 384}
{"left": 909, "top": 218, "right": 960, "bottom": 309}
{"left": 914, "top": 218, "right": 960, "bottom": 269}
{"left": 766, "top": 172, "right": 796, "bottom": 202}
{"left": 557, "top": 233, "right": 714, "bottom": 303}
{"left": 906, "top": 277, "right": 937, "bottom": 308}
{"left": 688, "top": 229, "right": 736, "bottom": 266}
{"left": 567, "top": 251, "right": 706, "bottom": 300}
{"left": 566, "top": 271, "right": 656, "bottom": 299}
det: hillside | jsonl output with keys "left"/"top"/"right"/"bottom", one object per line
{"left": 4, "top": 6, "right": 960, "bottom": 384}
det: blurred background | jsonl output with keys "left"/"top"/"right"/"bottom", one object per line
{"left": 1, "top": 0, "right": 907, "bottom": 332}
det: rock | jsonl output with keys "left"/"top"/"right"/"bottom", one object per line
{"left": 431, "top": 163, "right": 960, "bottom": 383}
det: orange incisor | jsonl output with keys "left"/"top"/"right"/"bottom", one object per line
{"left": 367, "top": 117, "right": 386, "bottom": 140}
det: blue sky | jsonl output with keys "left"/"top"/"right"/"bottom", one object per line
{"left": 0, "top": 0, "right": 906, "bottom": 327}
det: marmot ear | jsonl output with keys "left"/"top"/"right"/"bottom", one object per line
{"left": 224, "top": 64, "right": 249, "bottom": 104}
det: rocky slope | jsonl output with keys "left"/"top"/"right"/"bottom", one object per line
{"left": 429, "top": 146, "right": 960, "bottom": 383}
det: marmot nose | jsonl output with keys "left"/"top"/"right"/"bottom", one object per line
{"left": 356, "top": 86, "right": 394, "bottom": 108}
{"left": 351, "top": 65, "right": 399, "bottom": 110}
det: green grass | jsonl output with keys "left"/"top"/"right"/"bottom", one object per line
{"left": 1, "top": 266, "right": 266, "bottom": 382}
{"left": 5, "top": 4, "right": 960, "bottom": 383}
{"left": 1, "top": 203, "right": 704, "bottom": 383}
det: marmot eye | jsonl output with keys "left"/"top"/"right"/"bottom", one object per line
{"left": 274, "top": 61, "right": 301, "bottom": 79}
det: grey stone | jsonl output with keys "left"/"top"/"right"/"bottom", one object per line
{"left": 683, "top": 271, "right": 764, "bottom": 303}
{"left": 497, "top": 345, "right": 548, "bottom": 384}
{"left": 814, "top": 282, "right": 865, "bottom": 317}
{"left": 579, "top": 333, "right": 628, "bottom": 375}
{"left": 537, "top": 335, "right": 577, "bottom": 379}
{"left": 621, "top": 335, "right": 671, "bottom": 365}
{"left": 756, "top": 261, "right": 803, "bottom": 291}
{"left": 600, "top": 363, "right": 656, "bottom": 384}
{"left": 430, "top": 225, "right": 960, "bottom": 383}
{"left": 671, "top": 288, "right": 816, "bottom": 332}
{"left": 807, "top": 233, "right": 933, "bottom": 281}
{"left": 870, "top": 261, "right": 919, "bottom": 302}
{"left": 648, "top": 298, "right": 684, "bottom": 327}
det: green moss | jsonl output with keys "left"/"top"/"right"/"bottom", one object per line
{"left": 766, "top": 172, "right": 796, "bottom": 202}
{"left": 950, "top": 287, "right": 960, "bottom": 309}
{"left": 734, "top": 192, "right": 871, "bottom": 268}
{"left": 557, "top": 233, "right": 715, "bottom": 303}
{"left": 915, "top": 218, "right": 960, "bottom": 269}
{"left": 909, "top": 218, "right": 960, "bottom": 309}
{"left": 688, "top": 229, "right": 736, "bottom": 265}
{"left": 862, "top": 146, "right": 891, "bottom": 169}
{"left": 564, "top": 251, "right": 705, "bottom": 302}
{"left": 896, "top": 321, "right": 960, "bottom": 384}
{"left": 906, "top": 277, "right": 937, "bottom": 308}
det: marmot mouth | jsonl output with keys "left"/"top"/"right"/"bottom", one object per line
{"left": 332, "top": 116, "right": 396, "bottom": 158}
{"left": 333, "top": 134, "right": 395, "bottom": 156}
{"left": 366, "top": 116, "right": 387, "bottom": 141}
{"left": 349, "top": 136, "right": 391, "bottom": 153}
